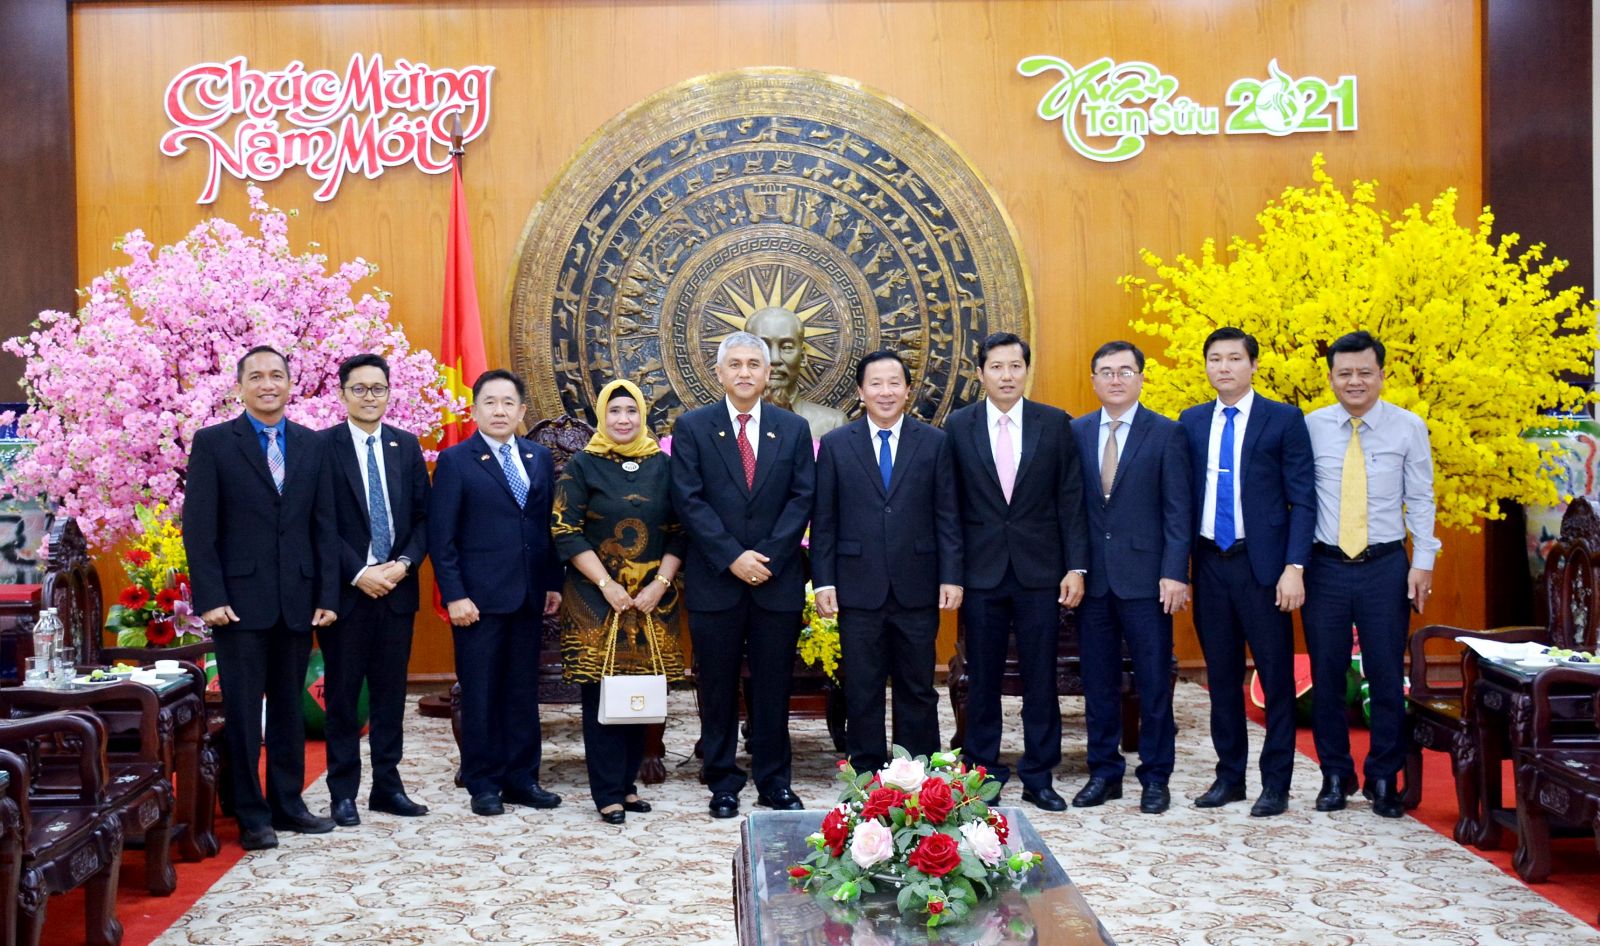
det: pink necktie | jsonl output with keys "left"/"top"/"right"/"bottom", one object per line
{"left": 995, "top": 415, "right": 1016, "bottom": 503}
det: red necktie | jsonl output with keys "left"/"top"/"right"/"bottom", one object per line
{"left": 736, "top": 413, "right": 756, "bottom": 489}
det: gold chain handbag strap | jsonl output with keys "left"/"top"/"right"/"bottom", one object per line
{"left": 600, "top": 607, "right": 668, "bottom": 678}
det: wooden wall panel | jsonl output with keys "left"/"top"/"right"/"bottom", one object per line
{"left": 68, "top": 0, "right": 1484, "bottom": 674}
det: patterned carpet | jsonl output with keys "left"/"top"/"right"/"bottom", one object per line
{"left": 150, "top": 683, "right": 1600, "bottom": 946}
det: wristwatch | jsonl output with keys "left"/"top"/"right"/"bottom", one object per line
{"left": 596, "top": 576, "right": 611, "bottom": 590}
{"left": 396, "top": 556, "right": 412, "bottom": 572}
{"left": 655, "top": 574, "right": 673, "bottom": 586}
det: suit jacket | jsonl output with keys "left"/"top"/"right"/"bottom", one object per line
{"left": 428, "top": 432, "right": 562, "bottom": 615}
{"left": 183, "top": 414, "right": 339, "bottom": 632}
{"left": 811, "top": 416, "right": 962, "bottom": 610}
{"left": 1178, "top": 394, "right": 1317, "bottom": 587}
{"left": 1071, "top": 404, "right": 1193, "bottom": 600}
{"left": 669, "top": 401, "right": 815, "bottom": 612}
{"left": 321, "top": 422, "right": 430, "bottom": 616}
{"left": 945, "top": 399, "right": 1090, "bottom": 591}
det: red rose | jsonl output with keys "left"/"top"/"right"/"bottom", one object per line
{"left": 860, "top": 787, "right": 908, "bottom": 821}
{"left": 820, "top": 807, "right": 850, "bottom": 857}
{"left": 119, "top": 586, "right": 151, "bottom": 610}
{"left": 928, "top": 899, "right": 945, "bottom": 915}
{"left": 125, "top": 549, "right": 153, "bottom": 567}
{"left": 988, "top": 811, "right": 1010, "bottom": 844}
{"left": 788, "top": 865, "right": 812, "bottom": 880}
{"left": 145, "top": 619, "right": 176, "bottom": 646}
{"left": 907, "top": 832, "right": 962, "bottom": 878}
{"left": 155, "top": 588, "right": 182, "bottom": 611}
{"left": 917, "top": 777, "right": 955, "bottom": 824}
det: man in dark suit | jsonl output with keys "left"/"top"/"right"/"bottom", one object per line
{"left": 1178, "top": 328, "right": 1316, "bottom": 817}
{"left": 1070, "top": 340, "right": 1192, "bottom": 815}
{"left": 670, "top": 330, "right": 816, "bottom": 819}
{"left": 319, "top": 354, "right": 432, "bottom": 826}
{"left": 429, "top": 369, "right": 564, "bottom": 817}
{"left": 811, "top": 350, "right": 963, "bottom": 773}
{"left": 946, "top": 332, "right": 1090, "bottom": 811}
{"left": 184, "top": 345, "right": 340, "bottom": 850}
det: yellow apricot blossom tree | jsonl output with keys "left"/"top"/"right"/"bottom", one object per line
{"left": 1121, "top": 154, "right": 1595, "bottom": 531}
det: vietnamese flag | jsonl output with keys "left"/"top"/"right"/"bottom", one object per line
{"left": 439, "top": 156, "right": 488, "bottom": 449}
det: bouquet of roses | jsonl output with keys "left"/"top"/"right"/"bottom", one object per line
{"left": 104, "top": 504, "right": 207, "bottom": 648}
{"left": 788, "top": 748, "right": 1043, "bottom": 928}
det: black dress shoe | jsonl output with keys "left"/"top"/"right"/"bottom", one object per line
{"left": 1250, "top": 787, "right": 1290, "bottom": 817}
{"left": 599, "top": 807, "right": 626, "bottom": 825}
{"left": 239, "top": 825, "right": 279, "bottom": 851}
{"left": 470, "top": 792, "right": 505, "bottom": 817}
{"left": 1070, "top": 778, "right": 1122, "bottom": 808}
{"left": 1022, "top": 786, "right": 1068, "bottom": 812}
{"left": 709, "top": 791, "right": 740, "bottom": 819}
{"left": 1140, "top": 782, "right": 1171, "bottom": 814}
{"left": 368, "top": 792, "right": 429, "bottom": 817}
{"left": 1315, "top": 773, "right": 1360, "bottom": 812}
{"left": 330, "top": 798, "right": 360, "bottom": 827}
{"left": 1193, "top": 780, "right": 1247, "bottom": 808}
{"left": 756, "top": 787, "right": 804, "bottom": 810}
{"left": 1363, "top": 777, "right": 1405, "bottom": 819}
{"left": 502, "top": 783, "right": 562, "bottom": 809}
{"left": 622, "top": 798, "right": 652, "bottom": 814}
{"left": 272, "top": 811, "right": 337, "bottom": 834}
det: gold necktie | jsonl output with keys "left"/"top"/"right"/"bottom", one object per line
{"left": 1338, "top": 418, "right": 1368, "bottom": 558}
{"left": 1100, "top": 419, "right": 1123, "bottom": 498}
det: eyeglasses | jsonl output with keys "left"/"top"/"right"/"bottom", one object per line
{"left": 1092, "top": 368, "right": 1141, "bottom": 381}
{"left": 345, "top": 385, "right": 390, "bottom": 399}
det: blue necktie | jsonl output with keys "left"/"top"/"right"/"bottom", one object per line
{"left": 499, "top": 443, "right": 528, "bottom": 508}
{"left": 365, "top": 435, "right": 392, "bottom": 561}
{"left": 877, "top": 429, "right": 893, "bottom": 492}
{"left": 1215, "top": 406, "right": 1239, "bottom": 550}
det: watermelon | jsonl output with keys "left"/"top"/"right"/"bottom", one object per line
{"left": 302, "top": 648, "right": 370, "bottom": 739}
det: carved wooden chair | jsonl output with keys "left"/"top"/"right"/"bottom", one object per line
{"left": 0, "top": 711, "right": 125, "bottom": 946}
{"left": 39, "top": 519, "right": 103, "bottom": 665}
{"left": 947, "top": 606, "right": 1161, "bottom": 754}
{"left": 0, "top": 684, "right": 175, "bottom": 896}
{"left": 1512, "top": 666, "right": 1600, "bottom": 885}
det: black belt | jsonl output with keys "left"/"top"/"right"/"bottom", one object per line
{"left": 1198, "top": 537, "right": 1248, "bottom": 558}
{"left": 1312, "top": 540, "right": 1404, "bottom": 563}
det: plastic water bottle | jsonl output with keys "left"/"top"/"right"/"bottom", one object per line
{"left": 32, "top": 608, "right": 62, "bottom": 666}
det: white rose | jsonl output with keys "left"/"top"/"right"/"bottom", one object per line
{"left": 880, "top": 757, "right": 927, "bottom": 791}
{"left": 849, "top": 818, "right": 894, "bottom": 870}
{"left": 959, "top": 820, "right": 1004, "bottom": 866}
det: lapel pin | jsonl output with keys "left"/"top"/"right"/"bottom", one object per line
{"left": 525, "top": 452, "right": 534, "bottom": 459}
{"left": 718, "top": 431, "right": 726, "bottom": 438}
{"left": 622, "top": 460, "right": 640, "bottom": 473}
{"left": 480, "top": 454, "right": 491, "bottom": 461}
{"left": 766, "top": 431, "right": 775, "bottom": 439}
{"left": 388, "top": 440, "right": 398, "bottom": 447}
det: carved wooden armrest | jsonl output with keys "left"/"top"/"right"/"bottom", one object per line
{"left": 0, "top": 713, "right": 107, "bottom": 804}
{"left": 0, "top": 683, "right": 162, "bottom": 761}
{"left": 1408, "top": 624, "right": 1545, "bottom": 699}
{"left": 1529, "top": 667, "right": 1600, "bottom": 749}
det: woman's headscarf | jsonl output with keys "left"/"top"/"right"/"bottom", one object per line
{"left": 583, "top": 379, "right": 661, "bottom": 459}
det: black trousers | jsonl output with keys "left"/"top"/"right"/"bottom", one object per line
{"left": 320, "top": 596, "right": 415, "bottom": 802}
{"left": 959, "top": 567, "right": 1061, "bottom": 790}
{"left": 452, "top": 603, "right": 543, "bottom": 797}
{"left": 211, "top": 623, "right": 314, "bottom": 831}
{"left": 1079, "top": 592, "right": 1176, "bottom": 786}
{"left": 580, "top": 682, "right": 645, "bottom": 810}
{"left": 840, "top": 593, "right": 940, "bottom": 773}
{"left": 1192, "top": 542, "right": 1296, "bottom": 792}
{"left": 689, "top": 597, "right": 801, "bottom": 796}
{"left": 1303, "top": 547, "right": 1411, "bottom": 782}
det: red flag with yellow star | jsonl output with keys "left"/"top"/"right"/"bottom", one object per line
{"left": 439, "top": 156, "right": 487, "bottom": 448}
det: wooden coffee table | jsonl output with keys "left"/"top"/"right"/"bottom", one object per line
{"left": 732, "top": 807, "right": 1114, "bottom": 944}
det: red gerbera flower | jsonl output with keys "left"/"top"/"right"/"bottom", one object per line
{"left": 145, "top": 619, "right": 176, "bottom": 646}
{"left": 124, "top": 549, "right": 153, "bottom": 567}
{"left": 155, "top": 588, "right": 182, "bottom": 611}
{"left": 119, "top": 586, "right": 151, "bottom": 610}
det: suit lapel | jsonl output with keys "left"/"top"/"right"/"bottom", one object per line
{"left": 382, "top": 426, "right": 405, "bottom": 515}
{"left": 232, "top": 415, "right": 277, "bottom": 493}
{"left": 970, "top": 406, "right": 1004, "bottom": 497}
{"left": 886, "top": 418, "right": 925, "bottom": 502}
{"left": 1012, "top": 400, "right": 1042, "bottom": 489}
{"left": 1108, "top": 407, "right": 1153, "bottom": 499}
{"left": 848, "top": 419, "right": 888, "bottom": 499}
{"left": 749, "top": 413, "right": 781, "bottom": 499}
{"left": 1238, "top": 398, "right": 1265, "bottom": 486}
{"left": 712, "top": 409, "right": 751, "bottom": 496}
{"left": 515, "top": 436, "right": 541, "bottom": 517}
{"left": 334, "top": 425, "right": 367, "bottom": 509}
{"left": 472, "top": 434, "right": 521, "bottom": 505}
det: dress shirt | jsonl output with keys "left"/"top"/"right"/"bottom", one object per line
{"left": 726, "top": 397, "right": 762, "bottom": 461}
{"left": 985, "top": 398, "right": 1024, "bottom": 478}
{"left": 480, "top": 430, "right": 528, "bottom": 490}
{"left": 1306, "top": 399, "right": 1441, "bottom": 570}
{"left": 245, "top": 412, "right": 287, "bottom": 465}
{"left": 1200, "top": 390, "right": 1253, "bottom": 541}
{"left": 1095, "top": 402, "right": 1139, "bottom": 467}
{"left": 348, "top": 421, "right": 397, "bottom": 581}
{"left": 867, "top": 414, "right": 905, "bottom": 465}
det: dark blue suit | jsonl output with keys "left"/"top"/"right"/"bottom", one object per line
{"left": 669, "top": 401, "right": 814, "bottom": 797}
{"left": 1072, "top": 404, "right": 1191, "bottom": 786}
{"left": 183, "top": 414, "right": 339, "bottom": 831}
{"left": 1178, "top": 394, "right": 1315, "bottom": 792}
{"left": 812, "top": 416, "right": 962, "bottom": 770}
{"left": 428, "top": 431, "right": 562, "bottom": 797}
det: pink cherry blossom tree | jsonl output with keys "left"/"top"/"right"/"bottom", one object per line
{"left": 3, "top": 185, "right": 457, "bottom": 548}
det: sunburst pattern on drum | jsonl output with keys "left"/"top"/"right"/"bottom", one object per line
{"left": 510, "top": 68, "right": 1032, "bottom": 435}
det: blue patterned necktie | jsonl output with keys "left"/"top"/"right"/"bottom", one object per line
{"left": 499, "top": 443, "right": 528, "bottom": 508}
{"left": 365, "top": 435, "right": 392, "bottom": 561}
{"left": 877, "top": 429, "right": 893, "bottom": 492}
{"left": 264, "top": 426, "right": 285, "bottom": 495}
{"left": 1214, "top": 406, "right": 1239, "bottom": 550}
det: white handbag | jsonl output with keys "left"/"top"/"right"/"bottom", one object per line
{"left": 597, "top": 610, "right": 668, "bottom": 725}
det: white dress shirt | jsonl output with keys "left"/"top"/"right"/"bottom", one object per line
{"left": 868, "top": 414, "right": 905, "bottom": 465}
{"left": 985, "top": 398, "right": 1024, "bottom": 477}
{"left": 1200, "top": 390, "right": 1253, "bottom": 541}
{"left": 725, "top": 397, "right": 762, "bottom": 460}
{"left": 348, "top": 421, "right": 398, "bottom": 583}
{"left": 480, "top": 430, "right": 528, "bottom": 490}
